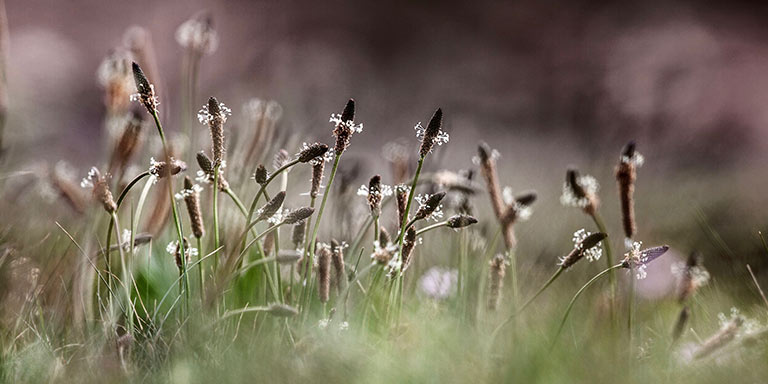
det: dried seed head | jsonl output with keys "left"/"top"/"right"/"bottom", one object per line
{"left": 317, "top": 244, "right": 332, "bottom": 303}
{"left": 418, "top": 108, "right": 447, "bottom": 158}
{"left": 401, "top": 226, "right": 418, "bottom": 272}
{"left": 331, "top": 240, "right": 346, "bottom": 294}
{"left": 131, "top": 62, "right": 158, "bottom": 113}
{"left": 332, "top": 99, "right": 361, "bottom": 154}
{"left": 175, "top": 11, "right": 218, "bottom": 55}
{"left": 447, "top": 215, "right": 478, "bottom": 228}
{"left": 206, "top": 96, "right": 226, "bottom": 166}
{"left": 83, "top": 168, "right": 117, "bottom": 213}
{"left": 276, "top": 250, "right": 302, "bottom": 264}
{"left": 263, "top": 232, "right": 275, "bottom": 257}
{"left": 396, "top": 185, "right": 409, "bottom": 227}
{"left": 149, "top": 158, "right": 187, "bottom": 178}
{"left": 171, "top": 237, "right": 193, "bottom": 270}
{"left": 414, "top": 191, "right": 446, "bottom": 221}
{"left": 255, "top": 191, "right": 286, "bottom": 223}
{"left": 310, "top": 161, "right": 325, "bottom": 198}
{"left": 367, "top": 175, "right": 383, "bottom": 216}
{"left": 561, "top": 168, "right": 600, "bottom": 215}
{"left": 196, "top": 151, "right": 229, "bottom": 190}
{"left": 693, "top": 314, "right": 744, "bottom": 359}
{"left": 616, "top": 141, "right": 639, "bottom": 239}
{"left": 298, "top": 142, "right": 329, "bottom": 163}
{"left": 253, "top": 164, "right": 268, "bottom": 185}
{"left": 621, "top": 243, "right": 669, "bottom": 279}
{"left": 109, "top": 111, "right": 144, "bottom": 173}
{"left": 514, "top": 192, "right": 537, "bottom": 207}
{"left": 488, "top": 254, "right": 507, "bottom": 311}
{"left": 291, "top": 220, "right": 306, "bottom": 247}
{"left": 182, "top": 176, "right": 205, "bottom": 238}
{"left": 266, "top": 303, "right": 299, "bottom": 317}
{"left": 558, "top": 231, "right": 607, "bottom": 269}
{"left": 284, "top": 207, "right": 314, "bottom": 224}
{"left": 379, "top": 227, "right": 391, "bottom": 246}
{"left": 672, "top": 306, "right": 690, "bottom": 342}
{"left": 674, "top": 252, "right": 709, "bottom": 303}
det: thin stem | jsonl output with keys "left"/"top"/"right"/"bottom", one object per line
{"left": 150, "top": 110, "right": 189, "bottom": 318}
{"left": 490, "top": 268, "right": 564, "bottom": 341}
{"left": 112, "top": 213, "right": 132, "bottom": 335}
{"left": 245, "top": 159, "right": 300, "bottom": 227}
{"left": 552, "top": 264, "right": 623, "bottom": 347}
{"left": 197, "top": 236, "right": 204, "bottom": 304}
{"left": 393, "top": 157, "right": 425, "bottom": 320}
{"left": 591, "top": 213, "right": 615, "bottom": 322}
{"left": 213, "top": 166, "right": 221, "bottom": 274}
{"left": 415, "top": 221, "right": 449, "bottom": 236}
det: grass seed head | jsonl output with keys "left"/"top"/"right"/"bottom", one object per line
{"left": 310, "top": 161, "right": 325, "bottom": 198}
{"left": 446, "top": 214, "right": 478, "bottom": 229}
{"left": 298, "top": 142, "right": 329, "bottom": 163}
{"left": 256, "top": 191, "right": 286, "bottom": 223}
{"left": 284, "top": 207, "right": 314, "bottom": 225}
{"left": 367, "top": 174, "right": 383, "bottom": 216}
{"left": 131, "top": 62, "right": 158, "bottom": 114}
{"left": 182, "top": 176, "right": 205, "bottom": 238}
{"left": 317, "top": 244, "right": 332, "bottom": 303}
{"left": 418, "top": 108, "right": 444, "bottom": 158}
{"left": 487, "top": 254, "right": 507, "bottom": 311}
{"left": 253, "top": 164, "right": 268, "bottom": 185}
{"left": 414, "top": 191, "right": 446, "bottom": 221}
{"left": 559, "top": 231, "right": 607, "bottom": 269}
{"left": 206, "top": 96, "right": 226, "bottom": 166}
{"left": 616, "top": 140, "right": 639, "bottom": 239}
{"left": 401, "top": 226, "right": 418, "bottom": 271}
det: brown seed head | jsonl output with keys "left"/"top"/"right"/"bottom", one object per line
{"left": 253, "top": 164, "right": 268, "bottom": 185}
{"left": 255, "top": 191, "right": 286, "bottom": 223}
{"left": 331, "top": 240, "right": 346, "bottom": 294}
{"left": 401, "top": 226, "right": 418, "bottom": 271}
{"left": 207, "top": 96, "right": 226, "bottom": 165}
{"left": 559, "top": 232, "right": 607, "bottom": 269}
{"left": 414, "top": 191, "right": 446, "bottom": 221}
{"left": 183, "top": 176, "right": 205, "bottom": 238}
{"left": 396, "top": 185, "right": 409, "bottom": 227}
{"left": 172, "top": 237, "right": 192, "bottom": 270}
{"left": 333, "top": 99, "right": 356, "bottom": 154}
{"left": 447, "top": 215, "right": 478, "bottom": 229}
{"left": 150, "top": 158, "right": 187, "bottom": 178}
{"left": 310, "top": 161, "right": 325, "bottom": 199}
{"left": 196, "top": 151, "right": 229, "bottom": 190}
{"left": 298, "top": 142, "right": 329, "bottom": 163}
{"left": 284, "top": 207, "right": 314, "bottom": 225}
{"left": 616, "top": 141, "right": 638, "bottom": 239}
{"left": 367, "top": 174, "right": 383, "bottom": 216}
{"left": 131, "top": 62, "right": 158, "bottom": 113}
{"left": 317, "top": 244, "right": 332, "bottom": 303}
{"left": 88, "top": 168, "right": 117, "bottom": 213}
{"left": 419, "top": 108, "right": 443, "bottom": 158}
{"left": 488, "top": 254, "right": 507, "bottom": 311}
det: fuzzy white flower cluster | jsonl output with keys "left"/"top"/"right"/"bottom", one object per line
{"left": 129, "top": 84, "right": 159, "bottom": 110}
{"left": 621, "top": 151, "right": 645, "bottom": 167}
{"left": 197, "top": 102, "right": 232, "bottom": 125}
{"left": 329, "top": 113, "right": 363, "bottom": 133}
{"left": 299, "top": 142, "right": 334, "bottom": 165}
{"left": 502, "top": 187, "right": 533, "bottom": 222}
{"left": 414, "top": 193, "right": 445, "bottom": 222}
{"left": 174, "top": 183, "right": 203, "bottom": 201}
{"left": 175, "top": 16, "right": 219, "bottom": 54}
{"left": 573, "top": 228, "right": 603, "bottom": 262}
{"left": 560, "top": 174, "right": 599, "bottom": 208}
{"left": 671, "top": 262, "right": 711, "bottom": 288}
{"left": 80, "top": 167, "right": 100, "bottom": 189}
{"left": 471, "top": 148, "right": 500, "bottom": 166}
{"left": 165, "top": 241, "right": 199, "bottom": 258}
{"left": 414, "top": 122, "right": 449, "bottom": 148}
{"left": 356, "top": 184, "right": 393, "bottom": 198}
{"left": 418, "top": 267, "right": 458, "bottom": 300}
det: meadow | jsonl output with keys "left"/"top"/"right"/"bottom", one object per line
{"left": 0, "top": 9, "right": 767, "bottom": 384}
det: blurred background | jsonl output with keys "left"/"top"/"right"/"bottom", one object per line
{"left": 3, "top": 0, "right": 768, "bottom": 298}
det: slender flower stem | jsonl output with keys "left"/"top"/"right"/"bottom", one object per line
{"left": 150, "top": 110, "right": 190, "bottom": 318}
{"left": 591, "top": 213, "right": 615, "bottom": 321}
{"left": 212, "top": 166, "right": 221, "bottom": 274}
{"left": 245, "top": 159, "right": 300, "bottom": 226}
{"left": 552, "top": 264, "right": 623, "bottom": 347}
{"left": 392, "top": 158, "right": 425, "bottom": 318}
{"left": 301, "top": 154, "right": 341, "bottom": 315}
{"left": 197, "top": 236, "right": 204, "bottom": 304}
{"left": 628, "top": 261, "right": 636, "bottom": 348}
{"left": 112, "top": 213, "right": 132, "bottom": 335}
{"left": 415, "top": 221, "right": 449, "bottom": 236}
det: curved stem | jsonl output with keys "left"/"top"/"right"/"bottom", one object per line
{"left": 213, "top": 166, "right": 220, "bottom": 274}
{"left": 490, "top": 268, "right": 564, "bottom": 341}
{"left": 245, "top": 159, "right": 300, "bottom": 227}
{"left": 116, "top": 171, "right": 151, "bottom": 208}
{"left": 392, "top": 157, "right": 425, "bottom": 320}
{"left": 552, "top": 264, "right": 623, "bottom": 347}
{"left": 415, "top": 221, "right": 449, "bottom": 236}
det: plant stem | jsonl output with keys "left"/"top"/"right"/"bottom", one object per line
{"left": 393, "top": 157, "right": 425, "bottom": 319}
{"left": 112, "top": 213, "right": 132, "bottom": 336}
{"left": 150, "top": 110, "right": 189, "bottom": 318}
{"left": 415, "top": 221, "right": 449, "bottom": 236}
{"left": 552, "top": 264, "right": 623, "bottom": 347}
{"left": 197, "top": 236, "right": 204, "bottom": 304}
{"left": 213, "top": 166, "right": 220, "bottom": 275}
{"left": 490, "top": 268, "right": 564, "bottom": 341}
{"left": 591, "top": 213, "right": 616, "bottom": 322}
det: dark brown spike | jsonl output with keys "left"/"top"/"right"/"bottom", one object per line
{"left": 284, "top": 207, "right": 314, "bottom": 224}
{"left": 447, "top": 215, "right": 477, "bottom": 229}
{"left": 255, "top": 191, "right": 285, "bottom": 223}
{"left": 340, "top": 98, "right": 355, "bottom": 122}
{"left": 414, "top": 191, "right": 446, "bottom": 220}
{"left": 419, "top": 108, "right": 443, "bottom": 158}
{"left": 298, "top": 143, "right": 329, "bottom": 163}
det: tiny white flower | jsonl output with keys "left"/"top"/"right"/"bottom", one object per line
{"left": 621, "top": 151, "right": 645, "bottom": 167}
{"left": 339, "top": 321, "right": 349, "bottom": 331}
{"left": 318, "top": 318, "right": 330, "bottom": 329}
{"left": 560, "top": 174, "right": 599, "bottom": 208}
{"left": 415, "top": 193, "right": 445, "bottom": 222}
{"left": 572, "top": 228, "right": 603, "bottom": 262}
{"left": 80, "top": 167, "right": 99, "bottom": 189}
{"left": 414, "top": 122, "right": 449, "bottom": 149}
{"left": 329, "top": 113, "right": 363, "bottom": 133}
{"left": 197, "top": 102, "right": 232, "bottom": 125}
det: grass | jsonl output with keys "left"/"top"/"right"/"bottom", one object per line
{"left": 0, "top": 10, "right": 768, "bottom": 384}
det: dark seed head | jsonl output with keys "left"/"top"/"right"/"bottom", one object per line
{"left": 447, "top": 215, "right": 478, "bottom": 229}
{"left": 560, "top": 232, "right": 607, "bottom": 269}
{"left": 515, "top": 191, "right": 537, "bottom": 207}
{"left": 414, "top": 191, "right": 446, "bottom": 220}
{"left": 622, "top": 140, "right": 636, "bottom": 159}
{"left": 253, "top": 164, "right": 268, "bottom": 185}
{"left": 284, "top": 207, "right": 314, "bottom": 224}
{"left": 566, "top": 168, "right": 587, "bottom": 199}
{"left": 340, "top": 98, "right": 355, "bottom": 123}
{"left": 419, "top": 108, "right": 443, "bottom": 158}
{"left": 298, "top": 142, "right": 329, "bottom": 163}
{"left": 255, "top": 191, "right": 286, "bottom": 223}
{"left": 367, "top": 174, "right": 383, "bottom": 216}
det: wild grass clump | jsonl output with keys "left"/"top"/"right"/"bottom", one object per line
{"left": 0, "top": 8, "right": 768, "bottom": 384}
